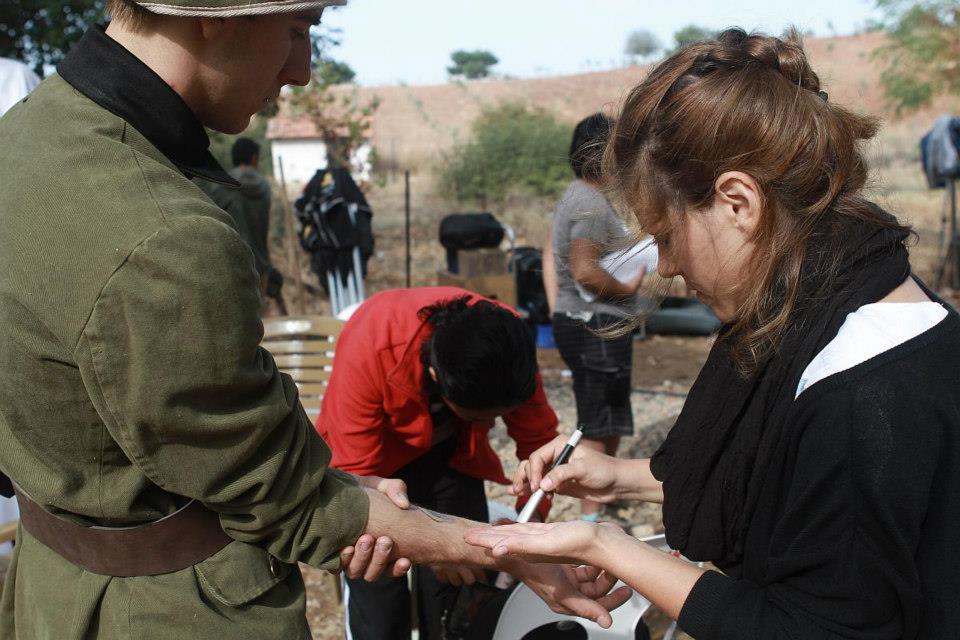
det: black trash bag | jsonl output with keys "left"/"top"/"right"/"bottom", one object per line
{"left": 295, "top": 167, "right": 374, "bottom": 291}
{"left": 439, "top": 213, "right": 504, "bottom": 273}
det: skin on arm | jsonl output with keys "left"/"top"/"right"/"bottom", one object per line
{"left": 569, "top": 238, "right": 645, "bottom": 300}
{"left": 464, "top": 521, "right": 704, "bottom": 621}
{"left": 334, "top": 475, "right": 412, "bottom": 580}
{"left": 360, "top": 488, "right": 632, "bottom": 628}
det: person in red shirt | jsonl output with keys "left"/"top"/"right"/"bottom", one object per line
{"left": 317, "top": 286, "right": 559, "bottom": 640}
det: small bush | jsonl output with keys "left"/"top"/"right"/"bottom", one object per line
{"left": 441, "top": 103, "right": 572, "bottom": 203}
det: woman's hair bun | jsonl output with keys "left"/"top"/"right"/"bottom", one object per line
{"left": 712, "top": 27, "right": 821, "bottom": 94}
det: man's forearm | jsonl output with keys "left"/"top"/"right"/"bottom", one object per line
{"left": 361, "top": 487, "right": 506, "bottom": 570}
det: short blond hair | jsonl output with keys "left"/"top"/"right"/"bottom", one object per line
{"left": 105, "top": 0, "right": 159, "bottom": 30}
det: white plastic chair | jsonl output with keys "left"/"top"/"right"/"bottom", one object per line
{"left": 492, "top": 533, "right": 689, "bottom": 640}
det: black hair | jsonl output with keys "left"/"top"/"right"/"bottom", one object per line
{"left": 419, "top": 296, "right": 537, "bottom": 410}
{"left": 569, "top": 112, "right": 613, "bottom": 181}
{"left": 231, "top": 137, "right": 260, "bottom": 167}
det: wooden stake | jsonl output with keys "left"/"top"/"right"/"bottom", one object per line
{"left": 277, "top": 156, "right": 306, "bottom": 315}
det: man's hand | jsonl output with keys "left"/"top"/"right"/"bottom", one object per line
{"left": 511, "top": 435, "right": 622, "bottom": 504}
{"left": 336, "top": 534, "right": 411, "bottom": 581}
{"left": 334, "top": 476, "right": 411, "bottom": 581}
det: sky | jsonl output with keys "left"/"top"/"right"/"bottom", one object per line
{"left": 320, "top": 0, "right": 882, "bottom": 87}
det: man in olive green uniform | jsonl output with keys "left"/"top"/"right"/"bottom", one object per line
{"left": 0, "top": 0, "right": 629, "bottom": 638}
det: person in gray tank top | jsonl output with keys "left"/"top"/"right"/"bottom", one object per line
{"left": 548, "top": 113, "right": 646, "bottom": 522}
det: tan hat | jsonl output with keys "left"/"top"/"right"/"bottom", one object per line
{"left": 137, "top": 0, "right": 345, "bottom": 17}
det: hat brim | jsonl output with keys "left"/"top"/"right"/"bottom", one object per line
{"left": 138, "top": 0, "right": 345, "bottom": 17}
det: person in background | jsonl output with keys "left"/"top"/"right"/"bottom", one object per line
{"left": 0, "top": 58, "right": 40, "bottom": 115}
{"left": 468, "top": 28, "right": 960, "bottom": 639}
{"left": 317, "top": 287, "right": 561, "bottom": 640}
{"left": 209, "top": 137, "right": 287, "bottom": 315}
{"left": 549, "top": 113, "right": 646, "bottom": 522}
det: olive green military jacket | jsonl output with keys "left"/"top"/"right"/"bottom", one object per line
{"left": 0, "top": 42, "right": 368, "bottom": 640}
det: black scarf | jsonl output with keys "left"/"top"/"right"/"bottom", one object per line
{"left": 650, "top": 207, "right": 912, "bottom": 567}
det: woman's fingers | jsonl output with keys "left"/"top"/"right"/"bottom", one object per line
{"left": 540, "top": 459, "right": 584, "bottom": 492}
{"left": 511, "top": 459, "right": 531, "bottom": 497}
{"left": 377, "top": 477, "right": 410, "bottom": 509}
{"left": 528, "top": 436, "right": 567, "bottom": 491}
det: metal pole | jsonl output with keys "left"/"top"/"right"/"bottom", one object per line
{"left": 333, "top": 269, "right": 346, "bottom": 316}
{"left": 950, "top": 180, "right": 959, "bottom": 289}
{"left": 352, "top": 246, "right": 365, "bottom": 301}
{"left": 326, "top": 271, "right": 339, "bottom": 316}
{"left": 277, "top": 156, "right": 305, "bottom": 315}
{"left": 405, "top": 170, "right": 412, "bottom": 288}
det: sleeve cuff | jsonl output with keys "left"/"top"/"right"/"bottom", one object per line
{"left": 677, "top": 569, "right": 733, "bottom": 638}
{"left": 313, "top": 468, "right": 370, "bottom": 571}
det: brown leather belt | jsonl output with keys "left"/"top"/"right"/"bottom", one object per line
{"left": 14, "top": 487, "right": 233, "bottom": 577}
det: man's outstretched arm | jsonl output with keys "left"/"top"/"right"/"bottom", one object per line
{"left": 358, "top": 488, "right": 632, "bottom": 629}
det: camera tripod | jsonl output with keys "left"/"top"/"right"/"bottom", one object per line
{"left": 934, "top": 180, "right": 959, "bottom": 291}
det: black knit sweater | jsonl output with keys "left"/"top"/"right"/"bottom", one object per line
{"left": 678, "top": 310, "right": 960, "bottom": 639}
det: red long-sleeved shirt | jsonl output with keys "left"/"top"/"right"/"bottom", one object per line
{"left": 316, "top": 287, "right": 559, "bottom": 520}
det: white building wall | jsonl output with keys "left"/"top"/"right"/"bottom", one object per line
{"left": 271, "top": 138, "right": 373, "bottom": 187}
{"left": 271, "top": 138, "right": 328, "bottom": 186}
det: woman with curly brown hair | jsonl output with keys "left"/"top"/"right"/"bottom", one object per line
{"left": 466, "top": 28, "right": 960, "bottom": 638}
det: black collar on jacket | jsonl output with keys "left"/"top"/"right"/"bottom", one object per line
{"left": 58, "top": 25, "right": 239, "bottom": 186}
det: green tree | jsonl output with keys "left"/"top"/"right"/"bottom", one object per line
{"left": 0, "top": 0, "right": 105, "bottom": 76}
{"left": 874, "top": 0, "right": 960, "bottom": 113}
{"left": 316, "top": 59, "right": 356, "bottom": 85}
{"left": 309, "top": 21, "right": 353, "bottom": 83}
{"left": 672, "top": 24, "right": 717, "bottom": 52}
{"left": 447, "top": 49, "right": 499, "bottom": 80}
{"left": 625, "top": 29, "right": 662, "bottom": 61}
{"left": 441, "top": 103, "right": 571, "bottom": 202}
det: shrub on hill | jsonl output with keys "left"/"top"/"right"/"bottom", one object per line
{"left": 440, "top": 103, "right": 572, "bottom": 203}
